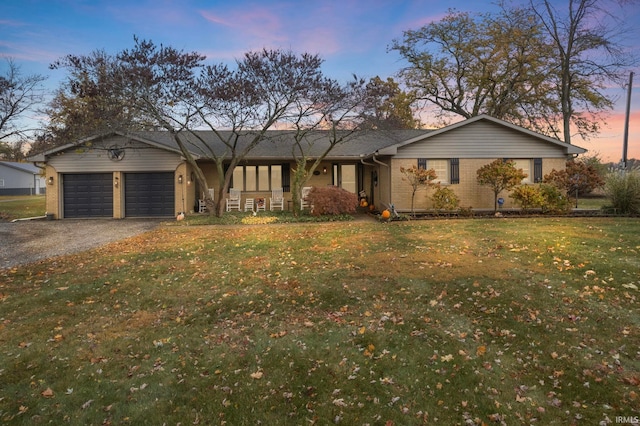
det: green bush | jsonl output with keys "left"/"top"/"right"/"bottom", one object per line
{"left": 510, "top": 185, "right": 545, "bottom": 211}
{"left": 307, "top": 186, "right": 358, "bottom": 216}
{"left": 539, "top": 183, "right": 572, "bottom": 214}
{"left": 431, "top": 186, "right": 460, "bottom": 211}
{"left": 604, "top": 169, "right": 640, "bottom": 215}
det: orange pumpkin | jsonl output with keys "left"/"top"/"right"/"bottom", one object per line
{"left": 369, "top": 204, "right": 375, "bottom": 211}
{"left": 381, "top": 209, "right": 391, "bottom": 219}
{"left": 360, "top": 199, "right": 368, "bottom": 207}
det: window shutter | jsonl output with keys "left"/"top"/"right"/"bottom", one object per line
{"left": 281, "top": 163, "right": 290, "bottom": 192}
{"left": 417, "top": 158, "right": 427, "bottom": 169}
{"left": 534, "top": 158, "right": 543, "bottom": 183}
{"left": 450, "top": 158, "right": 460, "bottom": 184}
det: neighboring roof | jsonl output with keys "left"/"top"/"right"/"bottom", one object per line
{"left": 0, "top": 161, "right": 41, "bottom": 174}
{"left": 377, "top": 115, "right": 587, "bottom": 156}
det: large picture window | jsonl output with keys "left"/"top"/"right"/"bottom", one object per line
{"left": 232, "top": 165, "right": 283, "bottom": 191}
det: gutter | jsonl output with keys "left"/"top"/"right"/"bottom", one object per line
{"left": 360, "top": 154, "right": 376, "bottom": 167}
{"left": 372, "top": 152, "right": 389, "bottom": 167}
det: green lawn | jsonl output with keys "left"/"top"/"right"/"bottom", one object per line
{"left": 0, "top": 195, "right": 46, "bottom": 221}
{"left": 1, "top": 217, "right": 639, "bottom": 425}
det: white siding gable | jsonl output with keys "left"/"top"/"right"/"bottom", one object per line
{"left": 394, "top": 120, "right": 570, "bottom": 159}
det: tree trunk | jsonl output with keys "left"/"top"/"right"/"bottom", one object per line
{"left": 290, "top": 163, "right": 309, "bottom": 217}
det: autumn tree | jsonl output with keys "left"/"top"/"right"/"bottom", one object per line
{"left": 282, "top": 74, "right": 369, "bottom": 216}
{"left": 544, "top": 158, "right": 605, "bottom": 205}
{"left": 530, "top": 0, "right": 637, "bottom": 144}
{"left": 390, "top": 7, "right": 557, "bottom": 133}
{"left": 46, "top": 50, "right": 154, "bottom": 147}
{"left": 400, "top": 165, "right": 438, "bottom": 216}
{"left": 477, "top": 159, "right": 527, "bottom": 211}
{"left": 0, "top": 59, "right": 46, "bottom": 157}
{"left": 361, "top": 76, "right": 420, "bottom": 130}
{"left": 194, "top": 50, "right": 361, "bottom": 217}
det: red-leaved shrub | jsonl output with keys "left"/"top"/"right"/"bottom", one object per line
{"left": 307, "top": 186, "right": 358, "bottom": 216}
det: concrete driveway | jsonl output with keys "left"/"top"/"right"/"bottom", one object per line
{"left": 0, "top": 219, "right": 161, "bottom": 269}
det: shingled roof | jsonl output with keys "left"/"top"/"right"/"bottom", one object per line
{"left": 125, "top": 129, "right": 430, "bottom": 160}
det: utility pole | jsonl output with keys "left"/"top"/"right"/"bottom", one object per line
{"left": 622, "top": 71, "right": 633, "bottom": 169}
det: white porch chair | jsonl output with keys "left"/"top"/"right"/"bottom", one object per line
{"left": 226, "top": 188, "right": 241, "bottom": 211}
{"left": 300, "top": 186, "right": 312, "bottom": 210}
{"left": 198, "top": 189, "right": 214, "bottom": 213}
{"left": 270, "top": 188, "right": 284, "bottom": 211}
{"left": 244, "top": 197, "right": 254, "bottom": 212}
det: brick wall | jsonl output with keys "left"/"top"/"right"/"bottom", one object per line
{"left": 44, "top": 165, "right": 59, "bottom": 218}
{"left": 390, "top": 157, "right": 569, "bottom": 211}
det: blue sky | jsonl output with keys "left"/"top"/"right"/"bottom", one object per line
{"left": 2, "top": 0, "right": 640, "bottom": 161}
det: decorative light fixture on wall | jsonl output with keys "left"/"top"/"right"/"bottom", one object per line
{"left": 189, "top": 172, "right": 194, "bottom": 185}
{"left": 114, "top": 176, "right": 119, "bottom": 188}
{"left": 178, "top": 175, "right": 183, "bottom": 184}
{"left": 323, "top": 166, "right": 327, "bottom": 174}
{"left": 47, "top": 176, "right": 54, "bottom": 185}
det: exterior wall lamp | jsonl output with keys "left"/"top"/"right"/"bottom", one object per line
{"left": 323, "top": 166, "right": 327, "bottom": 174}
{"left": 114, "top": 176, "right": 119, "bottom": 188}
{"left": 47, "top": 176, "right": 54, "bottom": 185}
{"left": 178, "top": 175, "right": 183, "bottom": 184}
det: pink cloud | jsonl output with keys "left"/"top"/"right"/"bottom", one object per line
{"left": 579, "top": 109, "right": 640, "bottom": 162}
{"left": 199, "top": 6, "right": 288, "bottom": 48}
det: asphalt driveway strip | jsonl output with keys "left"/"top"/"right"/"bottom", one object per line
{"left": 0, "top": 219, "right": 162, "bottom": 270}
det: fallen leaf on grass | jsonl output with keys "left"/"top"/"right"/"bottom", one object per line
{"left": 333, "top": 398, "right": 347, "bottom": 407}
{"left": 250, "top": 371, "right": 263, "bottom": 379}
{"left": 41, "top": 388, "right": 54, "bottom": 398}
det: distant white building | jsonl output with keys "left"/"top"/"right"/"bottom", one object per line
{"left": 0, "top": 161, "right": 45, "bottom": 195}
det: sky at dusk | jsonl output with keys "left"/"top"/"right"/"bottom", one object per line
{"left": 2, "top": 0, "right": 640, "bottom": 162}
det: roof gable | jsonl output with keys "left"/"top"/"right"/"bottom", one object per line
{"left": 378, "top": 115, "right": 586, "bottom": 157}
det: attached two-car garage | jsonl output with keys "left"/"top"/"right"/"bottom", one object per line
{"left": 62, "top": 172, "right": 174, "bottom": 218}
{"left": 36, "top": 133, "right": 188, "bottom": 219}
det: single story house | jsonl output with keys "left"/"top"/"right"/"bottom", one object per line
{"left": 28, "top": 115, "right": 586, "bottom": 219}
{"left": 0, "top": 161, "right": 46, "bottom": 196}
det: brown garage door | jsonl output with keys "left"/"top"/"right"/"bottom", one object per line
{"left": 63, "top": 173, "right": 113, "bottom": 218}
